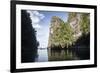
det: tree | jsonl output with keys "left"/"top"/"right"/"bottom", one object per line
{"left": 51, "top": 20, "right": 74, "bottom": 48}
{"left": 49, "top": 13, "right": 90, "bottom": 49}
{"left": 21, "top": 10, "right": 38, "bottom": 62}
{"left": 59, "top": 22, "right": 74, "bottom": 48}
{"left": 80, "top": 13, "right": 90, "bottom": 35}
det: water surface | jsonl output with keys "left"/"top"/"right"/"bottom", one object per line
{"left": 35, "top": 47, "right": 90, "bottom": 62}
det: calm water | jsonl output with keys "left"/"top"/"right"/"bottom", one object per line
{"left": 35, "top": 48, "right": 48, "bottom": 62}
{"left": 34, "top": 48, "right": 90, "bottom": 62}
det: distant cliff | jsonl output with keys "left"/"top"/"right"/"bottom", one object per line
{"left": 48, "top": 13, "right": 90, "bottom": 49}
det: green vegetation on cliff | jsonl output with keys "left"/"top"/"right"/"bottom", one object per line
{"left": 52, "top": 22, "right": 74, "bottom": 48}
{"left": 80, "top": 13, "right": 90, "bottom": 35}
{"left": 48, "top": 13, "right": 90, "bottom": 49}
{"left": 49, "top": 16, "right": 75, "bottom": 48}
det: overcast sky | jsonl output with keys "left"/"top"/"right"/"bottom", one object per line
{"left": 27, "top": 10, "right": 68, "bottom": 48}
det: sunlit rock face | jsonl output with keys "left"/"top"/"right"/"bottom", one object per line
{"left": 48, "top": 13, "right": 90, "bottom": 49}
{"left": 68, "top": 12, "right": 90, "bottom": 39}
{"left": 50, "top": 16, "right": 64, "bottom": 34}
{"left": 48, "top": 14, "right": 82, "bottom": 48}
{"left": 47, "top": 13, "right": 90, "bottom": 61}
{"left": 48, "top": 16, "right": 64, "bottom": 48}
{"left": 68, "top": 13, "right": 82, "bottom": 39}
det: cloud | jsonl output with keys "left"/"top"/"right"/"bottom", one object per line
{"left": 32, "top": 23, "right": 41, "bottom": 29}
{"left": 27, "top": 10, "right": 45, "bottom": 29}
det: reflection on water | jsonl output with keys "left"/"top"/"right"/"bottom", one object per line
{"left": 48, "top": 48, "right": 79, "bottom": 61}
{"left": 35, "top": 47, "right": 90, "bottom": 62}
{"left": 48, "top": 48, "right": 90, "bottom": 61}
{"left": 35, "top": 48, "right": 48, "bottom": 62}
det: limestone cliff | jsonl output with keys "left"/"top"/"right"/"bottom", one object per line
{"left": 48, "top": 13, "right": 90, "bottom": 49}
{"left": 48, "top": 16, "right": 64, "bottom": 48}
{"left": 68, "top": 12, "right": 82, "bottom": 39}
{"left": 68, "top": 12, "right": 90, "bottom": 36}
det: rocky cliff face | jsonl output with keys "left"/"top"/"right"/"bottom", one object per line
{"left": 48, "top": 13, "right": 90, "bottom": 49}
{"left": 68, "top": 12, "right": 82, "bottom": 39}
{"left": 68, "top": 12, "right": 90, "bottom": 36}
{"left": 48, "top": 16, "right": 64, "bottom": 48}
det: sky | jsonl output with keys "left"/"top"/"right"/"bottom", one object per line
{"left": 27, "top": 10, "right": 68, "bottom": 48}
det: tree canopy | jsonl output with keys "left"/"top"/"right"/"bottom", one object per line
{"left": 50, "top": 21, "right": 75, "bottom": 48}
{"left": 48, "top": 13, "right": 90, "bottom": 49}
{"left": 80, "top": 13, "right": 90, "bottom": 35}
